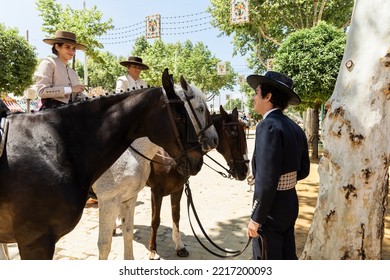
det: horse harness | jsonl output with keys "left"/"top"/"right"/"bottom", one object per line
{"left": 129, "top": 87, "right": 209, "bottom": 167}
{"left": 204, "top": 119, "right": 249, "bottom": 179}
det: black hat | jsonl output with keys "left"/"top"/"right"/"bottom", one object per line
{"left": 119, "top": 56, "right": 149, "bottom": 70}
{"left": 246, "top": 71, "right": 301, "bottom": 105}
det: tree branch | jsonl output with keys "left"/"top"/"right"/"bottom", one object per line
{"left": 318, "top": 0, "right": 327, "bottom": 22}
{"left": 258, "top": 26, "right": 281, "bottom": 46}
{"left": 313, "top": 0, "right": 319, "bottom": 26}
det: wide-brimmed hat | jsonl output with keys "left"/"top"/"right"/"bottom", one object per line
{"left": 246, "top": 71, "right": 301, "bottom": 105}
{"left": 120, "top": 56, "right": 149, "bottom": 70}
{"left": 43, "top": 30, "right": 86, "bottom": 51}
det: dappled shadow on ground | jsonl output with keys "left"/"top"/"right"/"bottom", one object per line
{"left": 134, "top": 214, "right": 252, "bottom": 260}
{"left": 133, "top": 215, "right": 252, "bottom": 260}
{"left": 132, "top": 181, "right": 390, "bottom": 260}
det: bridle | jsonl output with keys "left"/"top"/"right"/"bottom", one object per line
{"left": 129, "top": 87, "right": 207, "bottom": 167}
{"left": 179, "top": 87, "right": 214, "bottom": 143}
{"left": 204, "top": 118, "right": 249, "bottom": 179}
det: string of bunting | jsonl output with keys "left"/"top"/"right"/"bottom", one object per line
{"left": 99, "top": 5, "right": 250, "bottom": 45}
{"left": 99, "top": 11, "right": 214, "bottom": 43}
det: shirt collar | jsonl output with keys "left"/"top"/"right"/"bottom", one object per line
{"left": 263, "top": 108, "right": 280, "bottom": 119}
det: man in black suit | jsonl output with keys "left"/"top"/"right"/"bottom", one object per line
{"left": 246, "top": 71, "right": 310, "bottom": 260}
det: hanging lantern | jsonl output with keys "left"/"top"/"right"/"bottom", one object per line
{"left": 146, "top": 14, "right": 161, "bottom": 39}
{"left": 230, "top": 0, "right": 250, "bottom": 25}
{"left": 238, "top": 75, "right": 245, "bottom": 84}
{"left": 217, "top": 61, "right": 227, "bottom": 75}
{"left": 266, "top": 59, "right": 274, "bottom": 71}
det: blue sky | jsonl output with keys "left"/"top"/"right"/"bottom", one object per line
{"left": 0, "top": 0, "right": 252, "bottom": 109}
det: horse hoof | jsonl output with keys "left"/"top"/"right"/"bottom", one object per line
{"left": 176, "top": 247, "right": 189, "bottom": 257}
{"left": 149, "top": 250, "right": 160, "bottom": 260}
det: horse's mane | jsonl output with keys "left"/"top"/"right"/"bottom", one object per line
{"left": 21, "top": 87, "right": 162, "bottom": 116}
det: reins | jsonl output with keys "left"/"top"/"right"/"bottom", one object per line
{"left": 202, "top": 119, "right": 249, "bottom": 179}
{"left": 162, "top": 89, "right": 186, "bottom": 157}
{"left": 129, "top": 145, "right": 175, "bottom": 166}
{"left": 203, "top": 153, "right": 233, "bottom": 179}
{"left": 183, "top": 115, "right": 260, "bottom": 259}
{"left": 184, "top": 181, "right": 252, "bottom": 258}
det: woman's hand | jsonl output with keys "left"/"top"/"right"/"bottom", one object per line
{"left": 72, "top": 84, "right": 85, "bottom": 93}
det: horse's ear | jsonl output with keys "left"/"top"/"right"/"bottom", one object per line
{"left": 232, "top": 107, "right": 239, "bottom": 119}
{"left": 220, "top": 105, "right": 228, "bottom": 118}
{"left": 162, "top": 68, "right": 176, "bottom": 99}
{"left": 179, "top": 75, "right": 189, "bottom": 92}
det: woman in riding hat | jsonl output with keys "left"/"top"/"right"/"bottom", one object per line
{"left": 115, "top": 56, "right": 149, "bottom": 93}
{"left": 34, "top": 30, "right": 87, "bottom": 110}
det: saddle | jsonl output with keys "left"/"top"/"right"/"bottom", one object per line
{"left": 0, "top": 100, "right": 10, "bottom": 157}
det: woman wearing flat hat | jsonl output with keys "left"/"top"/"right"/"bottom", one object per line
{"left": 115, "top": 56, "right": 149, "bottom": 93}
{"left": 246, "top": 71, "right": 310, "bottom": 260}
{"left": 34, "top": 30, "right": 87, "bottom": 110}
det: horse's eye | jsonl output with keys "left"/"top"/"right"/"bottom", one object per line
{"left": 197, "top": 107, "right": 204, "bottom": 113}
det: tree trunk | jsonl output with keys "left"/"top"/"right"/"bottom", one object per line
{"left": 311, "top": 104, "right": 320, "bottom": 159}
{"left": 304, "top": 108, "right": 313, "bottom": 144}
{"left": 301, "top": 0, "right": 390, "bottom": 259}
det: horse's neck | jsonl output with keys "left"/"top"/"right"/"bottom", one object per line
{"left": 53, "top": 91, "right": 160, "bottom": 183}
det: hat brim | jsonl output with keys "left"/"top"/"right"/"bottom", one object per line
{"left": 120, "top": 61, "right": 149, "bottom": 70}
{"left": 43, "top": 38, "right": 87, "bottom": 51}
{"left": 247, "top": 75, "right": 301, "bottom": 105}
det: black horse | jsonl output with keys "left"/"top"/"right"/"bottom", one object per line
{"left": 0, "top": 69, "right": 205, "bottom": 259}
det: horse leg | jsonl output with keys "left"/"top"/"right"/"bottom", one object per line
{"left": 18, "top": 236, "right": 56, "bottom": 259}
{"left": 98, "top": 200, "right": 119, "bottom": 260}
{"left": 120, "top": 196, "right": 137, "bottom": 260}
{"left": 171, "top": 187, "right": 189, "bottom": 257}
{"left": 149, "top": 190, "right": 163, "bottom": 260}
{"left": 0, "top": 243, "right": 10, "bottom": 260}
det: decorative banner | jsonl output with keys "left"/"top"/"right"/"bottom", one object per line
{"left": 217, "top": 61, "right": 227, "bottom": 75}
{"left": 230, "top": 0, "right": 250, "bottom": 25}
{"left": 146, "top": 14, "right": 161, "bottom": 39}
{"left": 266, "top": 58, "right": 274, "bottom": 71}
{"left": 237, "top": 75, "right": 245, "bottom": 84}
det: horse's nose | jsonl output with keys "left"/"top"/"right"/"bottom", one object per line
{"left": 201, "top": 136, "right": 218, "bottom": 152}
{"left": 213, "top": 136, "right": 218, "bottom": 147}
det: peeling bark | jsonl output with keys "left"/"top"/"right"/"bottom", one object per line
{"left": 301, "top": 0, "right": 390, "bottom": 259}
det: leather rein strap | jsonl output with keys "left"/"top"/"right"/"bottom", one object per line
{"left": 185, "top": 181, "right": 260, "bottom": 258}
{"left": 128, "top": 145, "right": 174, "bottom": 166}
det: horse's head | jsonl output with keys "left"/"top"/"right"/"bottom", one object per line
{"left": 147, "top": 68, "right": 204, "bottom": 176}
{"left": 214, "top": 106, "right": 249, "bottom": 181}
{"left": 174, "top": 76, "right": 218, "bottom": 153}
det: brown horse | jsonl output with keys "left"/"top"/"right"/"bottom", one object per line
{"left": 147, "top": 106, "right": 249, "bottom": 259}
{"left": 0, "top": 69, "right": 205, "bottom": 259}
